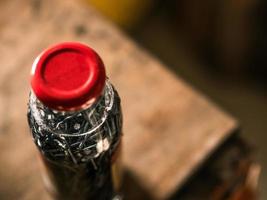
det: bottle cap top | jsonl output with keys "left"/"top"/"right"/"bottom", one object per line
{"left": 31, "top": 42, "right": 106, "bottom": 111}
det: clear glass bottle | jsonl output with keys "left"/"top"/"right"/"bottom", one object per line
{"left": 27, "top": 42, "right": 123, "bottom": 200}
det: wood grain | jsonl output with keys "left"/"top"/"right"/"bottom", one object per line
{"left": 0, "top": 0, "right": 237, "bottom": 199}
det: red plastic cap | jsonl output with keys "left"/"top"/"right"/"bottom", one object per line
{"left": 31, "top": 42, "right": 106, "bottom": 111}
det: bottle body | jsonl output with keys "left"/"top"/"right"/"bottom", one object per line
{"left": 27, "top": 81, "right": 123, "bottom": 200}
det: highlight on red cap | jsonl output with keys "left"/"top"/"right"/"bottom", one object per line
{"left": 31, "top": 42, "right": 106, "bottom": 111}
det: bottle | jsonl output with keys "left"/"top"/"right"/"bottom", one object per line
{"left": 27, "top": 42, "right": 123, "bottom": 200}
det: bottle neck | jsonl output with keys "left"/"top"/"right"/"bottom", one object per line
{"left": 29, "top": 80, "right": 115, "bottom": 137}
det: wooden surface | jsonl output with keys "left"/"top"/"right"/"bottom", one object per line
{"left": 0, "top": 0, "right": 237, "bottom": 199}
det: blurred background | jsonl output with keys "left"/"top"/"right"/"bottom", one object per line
{"left": 0, "top": 0, "right": 266, "bottom": 199}
{"left": 86, "top": 0, "right": 267, "bottom": 198}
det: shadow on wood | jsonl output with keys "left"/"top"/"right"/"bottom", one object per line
{"left": 122, "top": 169, "right": 154, "bottom": 200}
